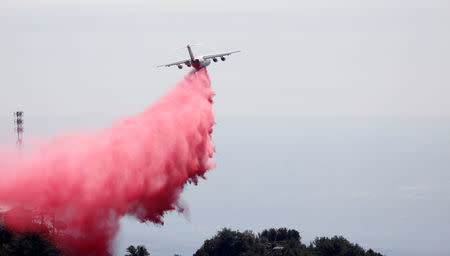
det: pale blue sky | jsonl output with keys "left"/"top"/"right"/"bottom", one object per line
{"left": 1, "top": 1, "right": 449, "bottom": 256}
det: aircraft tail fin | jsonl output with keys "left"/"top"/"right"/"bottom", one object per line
{"left": 187, "top": 45, "right": 195, "bottom": 61}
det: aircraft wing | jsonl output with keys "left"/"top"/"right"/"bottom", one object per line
{"left": 157, "top": 59, "right": 190, "bottom": 67}
{"left": 202, "top": 51, "right": 241, "bottom": 60}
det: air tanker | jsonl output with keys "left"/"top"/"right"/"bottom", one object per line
{"left": 158, "top": 44, "right": 240, "bottom": 70}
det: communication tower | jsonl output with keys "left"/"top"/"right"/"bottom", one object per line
{"left": 14, "top": 111, "right": 24, "bottom": 149}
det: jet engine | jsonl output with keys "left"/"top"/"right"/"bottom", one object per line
{"left": 213, "top": 58, "right": 218, "bottom": 62}
{"left": 221, "top": 56, "right": 226, "bottom": 61}
{"left": 177, "top": 65, "right": 183, "bottom": 69}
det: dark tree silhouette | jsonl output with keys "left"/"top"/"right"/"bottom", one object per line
{"left": 125, "top": 245, "right": 150, "bottom": 256}
{"left": 0, "top": 225, "right": 13, "bottom": 246}
{"left": 194, "top": 228, "right": 384, "bottom": 256}
{"left": 0, "top": 225, "right": 63, "bottom": 256}
{"left": 310, "top": 236, "right": 366, "bottom": 256}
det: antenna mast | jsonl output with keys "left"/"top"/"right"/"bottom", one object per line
{"left": 14, "top": 111, "right": 24, "bottom": 149}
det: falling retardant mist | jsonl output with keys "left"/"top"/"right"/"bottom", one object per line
{"left": 0, "top": 68, "right": 215, "bottom": 256}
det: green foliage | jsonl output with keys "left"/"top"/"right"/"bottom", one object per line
{"left": 260, "top": 228, "right": 300, "bottom": 243}
{"left": 125, "top": 245, "right": 150, "bottom": 256}
{"left": 194, "top": 228, "right": 384, "bottom": 256}
{"left": 0, "top": 225, "right": 63, "bottom": 256}
{"left": 194, "top": 228, "right": 265, "bottom": 256}
{"left": 1, "top": 224, "right": 384, "bottom": 256}
{"left": 365, "top": 249, "right": 383, "bottom": 256}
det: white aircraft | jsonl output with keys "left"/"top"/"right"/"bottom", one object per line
{"left": 158, "top": 44, "right": 240, "bottom": 70}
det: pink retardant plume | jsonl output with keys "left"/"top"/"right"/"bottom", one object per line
{"left": 0, "top": 68, "right": 215, "bottom": 256}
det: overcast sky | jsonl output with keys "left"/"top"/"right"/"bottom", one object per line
{"left": 1, "top": 1, "right": 450, "bottom": 256}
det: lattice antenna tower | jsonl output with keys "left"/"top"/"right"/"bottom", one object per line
{"left": 14, "top": 111, "right": 24, "bottom": 149}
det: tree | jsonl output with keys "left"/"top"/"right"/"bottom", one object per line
{"left": 125, "top": 245, "right": 150, "bottom": 256}
{"left": 194, "top": 228, "right": 383, "bottom": 256}
{"left": 194, "top": 228, "right": 265, "bottom": 256}
{"left": 365, "top": 249, "right": 383, "bottom": 256}
{"left": 0, "top": 225, "right": 13, "bottom": 246}
{"left": 0, "top": 226, "right": 63, "bottom": 256}
{"left": 309, "top": 236, "right": 366, "bottom": 256}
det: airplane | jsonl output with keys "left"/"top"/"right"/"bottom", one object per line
{"left": 158, "top": 44, "right": 240, "bottom": 70}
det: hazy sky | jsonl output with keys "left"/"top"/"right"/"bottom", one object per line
{"left": 3, "top": 0, "right": 450, "bottom": 9}
{"left": 1, "top": 1, "right": 450, "bottom": 256}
